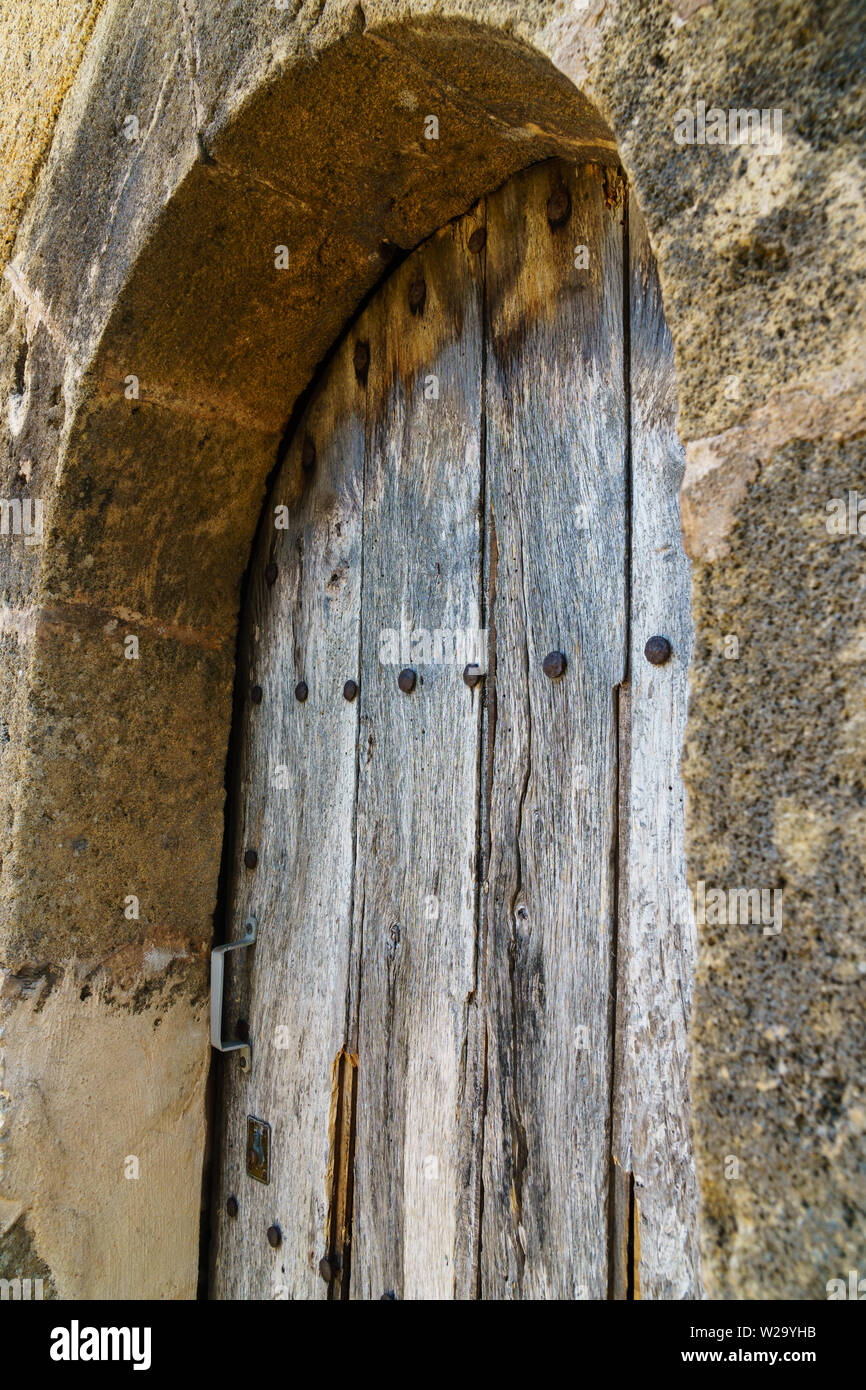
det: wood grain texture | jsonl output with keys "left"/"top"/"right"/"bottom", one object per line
{"left": 211, "top": 336, "right": 366, "bottom": 1300}
{"left": 347, "top": 208, "right": 487, "bottom": 1301}
{"left": 480, "top": 161, "right": 627, "bottom": 1299}
{"left": 211, "top": 161, "right": 700, "bottom": 1301}
{"left": 611, "top": 197, "right": 701, "bottom": 1299}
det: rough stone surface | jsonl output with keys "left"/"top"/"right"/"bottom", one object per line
{"left": 0, "top": 0, "right": 108, "bottom": 269}
{"left": 0, "top": 965, "right": 208, "bottom": 1299}
{"left": 583, "top": 0, "right": 866, "bottom": 441}
{"left": 0, "top": 0, "right": 863, "bottom": 1298}
{"left": 687, "top": 428, "right": 866, "bottom": 1298}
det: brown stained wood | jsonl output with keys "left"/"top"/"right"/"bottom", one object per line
{"left": 346, "top": 208, "right": 486, "bottom": 1301}
{"left": 608, "top": 1155, "right": 633, "bottom": 1300}
{"left": 211, "top": 336, "right": 366, "bottom": 1300}
{"left": 325, "top": 1047, "right": 359, "bottom": 1300}
{"left": 612, "top": 197, "right": 702, "bottom": 1299}
{"left": 480, "top": 161, "right": 627, "bottom": 1299}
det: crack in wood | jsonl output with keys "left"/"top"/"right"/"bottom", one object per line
{"left": 324, "top": 1047, "right": 359, "bottom": 1302}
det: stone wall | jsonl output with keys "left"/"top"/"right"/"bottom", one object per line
{"left": 0, "top": 0, "right": 863, "bottom": 1298}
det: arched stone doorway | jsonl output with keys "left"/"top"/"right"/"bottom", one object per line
{"left": 6, "top": 2, "right": 856, "bottom": 1303}
{"left": 4, "top": 17, "right": 676, "bottom": 1299}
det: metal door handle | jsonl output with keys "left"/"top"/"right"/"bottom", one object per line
{"left": 210, "top": 914, "right": 258, "bottom": 1072}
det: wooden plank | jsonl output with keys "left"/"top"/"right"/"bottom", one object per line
{"left": 611, "top": 196, "right": 702, "bottom": 1299}
{"left": 211, "top": 335, "right": 366, "bottom": 1300}
{"left": 480, "top": 160, "right": 627, "bottom": 1298}
{"left": 346, "top": 206, "right": 486, "bottom": 1300}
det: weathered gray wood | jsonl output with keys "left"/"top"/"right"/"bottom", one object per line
{"left": 611, "top": 196, "right": 701, "bottom": 1299}
{"left": 480, "top": 161, "right": 627, "bottom": 1298}
{"left": 347, "top": 208, "right": 487, "bottom": 1300}
{"left": 211, "top": 337, "right": 366, "bottom": 1300}
{"left": 211, "top": 161, "right": 699, "bottom": 1302}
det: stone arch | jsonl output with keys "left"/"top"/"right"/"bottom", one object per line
{"left": 3, "top": 0, "right": 860, "bottom": 1302}
{"left": 3, "top": 9, "right": 651, "bottom": 1300}
{"left": 11, "top": 18, "right": 628, "bottom": 969}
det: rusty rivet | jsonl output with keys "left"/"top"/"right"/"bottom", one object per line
{"left": 408, "top": 277, "right": 426, "bottom": 316}
{"left": 463, "top": 663, "right": 484, "bottom": 689}
{"left": 397, "top": 667, "right": 417, "bottom": 694}
{"left": 266, "top": 1225, "right": 282, "bottom": 1249}
{"left": 353, "top": 340, "right": 370, "bottom": 385}
{"left": 250, "top": 684, "right": 263, "bottom": 705}
{"left": 235, "top": 1018, "right": 249, "bottom": 1042}
{"left": 542, "top": 650, "right": 567, "bottom": 680}
{"left": 319, "top": 1257, "right": 333, "bottom": 1282}
{"left": 226, "top": 1195, "right": 239, "bottom": 1219}
{"left": 301, "top": 435, "right": 316, "bottom": 473}
{"left": 244, "top": 849, "right": 258, "bottom": 870}
{"left": 265, "top": 561, "right": 278, "bottom": 586}
{"left": 295, "top": 680, "right": 309, "bottom": 702}
{"left": 644, "top": 635, "right": 672, "bottom": 666}
{"left": 343, "top": 679, "right": 359, "bottom": 702}
{"left": 546, "top": 185, "right": 571, "bottom": 229}
{"left": 468, "top": 227, "right": 486, "bottom": 254}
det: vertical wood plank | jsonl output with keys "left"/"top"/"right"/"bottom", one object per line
{"left": 612, "top": 196, "right": 702, "bottom": 1299}
{"left": 211, "top": 340, "right": 366, "bottom": 1300}
{"left": 480, "top": 161, "right": 627, "bottom": 1298}
{"left": 347, "top": 208, "right": 486, "bottom": 1300}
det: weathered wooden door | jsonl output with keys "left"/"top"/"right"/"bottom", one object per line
{"left": 210, "top": 160, "right": 700, "bottom": 1300}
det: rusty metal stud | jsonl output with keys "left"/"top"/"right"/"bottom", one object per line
{"left": 463, "top": 663, "right": 484, "bottom": 689}
{"left": 353, "top": 340, "right": 370, "bottom": 385}
{"left": 265, "top": 561, "right": 278, "bottom": 587}
{"left": 546, "top": 185, "right": 571, "bottom": 229}
{"left": 644, "top": 635, "right": 672, "bottom": 666}
{"left": 266, "top": 1224, "right": 282, "bottom": 1249}
{"left": 319, "top": 1257, "right": 333, "bottom": 1283}
{"left": 408, "top": 277, "right": 426, "bottom": 316}
{"left": 295, "top": 680, "right": 309, "bottom": 702}
{"left": 542, "top": 651, "right": 567, "bottom": 680}
{"left": 343, "top": 679, "right": 359, "bottom": 702}
{"left": 468, "top": 227, "right": 486, "bottom": 254}
{"left": 301, "top": 436, "right": 316, "bottom": 473}
{"left": 244, "top": 849, "right": 258, "bottom": 870}
{"left": 250, "top": 684, "right": 263, "bottom": 705}
{"left": 397, "top": 667, "right": 417, "bottom": 694}
{"left": 226, "top": 1195, "right": 239, "bottom": 1219}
